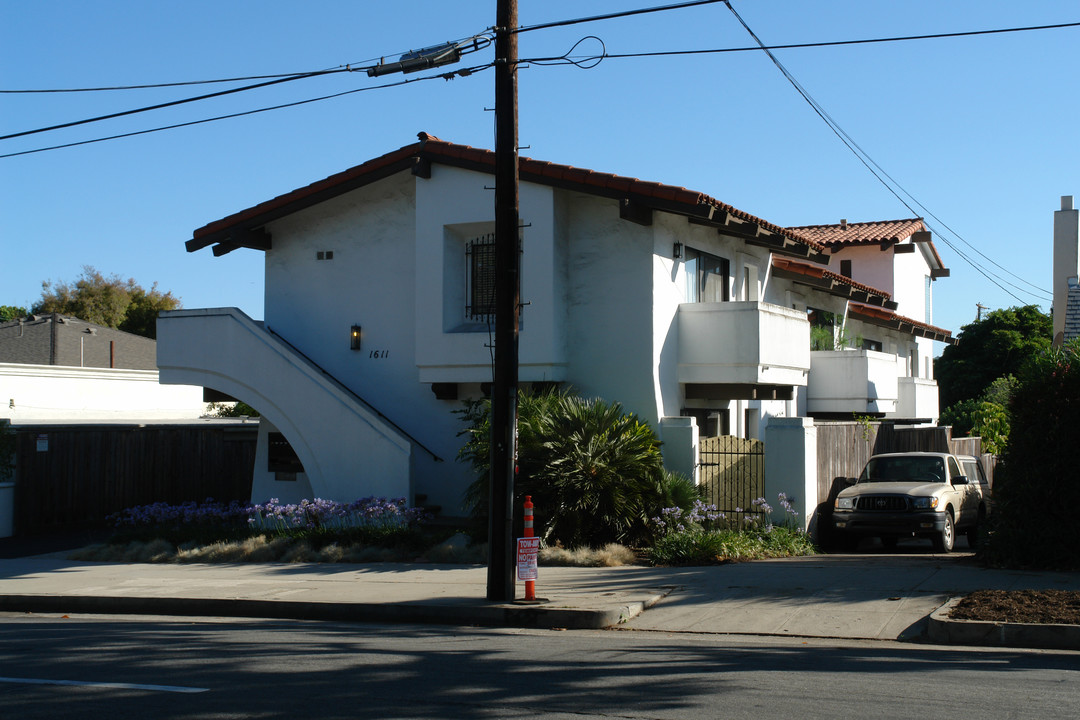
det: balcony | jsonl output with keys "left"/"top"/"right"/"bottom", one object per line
{"left": 806, "top": 349, "right": 899, "bottom": 416}
{"left": 677, "top": 301, "right": 810, "bottom": 390}
{"left": 894, "top": 376, "right": 940, "bottom": 422}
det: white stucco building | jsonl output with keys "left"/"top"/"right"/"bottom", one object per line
{"left": 159, "top": 133, "right": 952, "bottom": 516}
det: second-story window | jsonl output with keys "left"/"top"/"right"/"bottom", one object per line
{"left": 465, "top": 234, "right": 496, "bottom": 322}
{"left": 685, "top": 248, "right": 729, "bottom": 302}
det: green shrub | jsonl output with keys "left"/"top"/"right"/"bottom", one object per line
{"left": 970, "top": 401, "right": 1009, "bottom": 455}
{"left": 983, "top": 342, "right": 1080, "bottom": 569}
{"left": 939, "top": 398, "right": 981, "bottom": 437}
{"left": 458, "top": 389, "right": 669, "bottom": 547}
{"left": 649, "top": 527, "right": 816, "bottom": 565}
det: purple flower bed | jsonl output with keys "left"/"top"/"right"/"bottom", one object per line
{"left": 110, "top": 497, "right": 430, "bottom": 536}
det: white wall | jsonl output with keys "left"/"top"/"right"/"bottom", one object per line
{"left": 0, "top": 363, "right": 206, "bottom": 422}
{"left": 158, "top": 308, "right": 415, "bottom": 507}
{"left": 562, "top": 193, "right": 659, "bottom": 423}
{"left": 835, "top": 245, "right": 895, "bottom": 298}
{"left": 764, "top": 417, "right": 816, "bottom": 533}
{"left": 414, "top": 165, "right": 568, "bottom": 383}
{"left": 892, "top": 245, "right": 930, "bottom": 322}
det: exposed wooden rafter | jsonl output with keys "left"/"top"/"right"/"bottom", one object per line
{"left": 212, "top": 228, "right": 272, "bottom": 257}
{"left": 619, "top": 198, "right": 653, "bottom": 226}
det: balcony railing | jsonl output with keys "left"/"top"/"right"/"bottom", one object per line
{"left": 677, "top": 301, "right": 810, "bottom": 386}
{"left": 895, "top": 375, "right": 939, "bottom": 421}
{"left": 807, "top": 349, "right": 899, "bottom": 415}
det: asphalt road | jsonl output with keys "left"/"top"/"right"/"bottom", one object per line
{"left": 1, "top": 614, "right": 1077, "bottom": 719}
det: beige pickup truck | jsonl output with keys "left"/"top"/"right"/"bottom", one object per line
{"left": 832, "top": 452, "right": 991, "bottom": 552}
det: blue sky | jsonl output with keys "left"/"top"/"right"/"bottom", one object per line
{"left": 2, "top": 1, "right": 1076, "bottom": 348}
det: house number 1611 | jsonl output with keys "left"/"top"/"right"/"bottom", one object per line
{"left": 368, "top": 350, "right": 389, "bottom": 359}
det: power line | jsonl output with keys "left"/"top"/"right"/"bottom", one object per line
{"left": 1, "top": 34, "right": 494, "bottom": 94}
{"left": 0, "top": 65, "right": 493, "bottom": 160}
{"left": 533, "top": 20, "right": 1080, "bottom": 63}
{"left": 0, "top": 71, "right": 335, "bottom": 93}
{"left": 1, "top": 34, "right": 494, "bottom": 144}
{"left": 514, "top": 0, "right": 725, "bottom": 34}
{"left": 0, "top": 70, "right": 343, "bottom": 142}
{"left": 721, "top": 1, "right": 1049, "bottom": 304}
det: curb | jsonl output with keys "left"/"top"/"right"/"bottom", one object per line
{"left": 0, "top": 591, "right": 670, "bottom": 630}
{"left": 928, "top": 597, "right": 1080, "bottom": 650}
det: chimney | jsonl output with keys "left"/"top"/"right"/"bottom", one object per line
{"left": 1053, "top": 195, "right": 1079, "bottom": 341}
{"left": 840, "top": 219, "right": 848, "bottom": 231}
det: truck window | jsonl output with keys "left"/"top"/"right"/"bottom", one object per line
{"left": 962, "top": 459, "right": 988, "bottom": 486}
{"left": 861, "top": 456, "right": 946, "bottom": 483}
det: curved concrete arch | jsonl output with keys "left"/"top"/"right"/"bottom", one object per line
{"left": 157, "top": 308, "right": 412, "bottom": 502}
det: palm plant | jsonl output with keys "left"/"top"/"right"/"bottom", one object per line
{"left": 457, "top": 389, "right": 670, "bottom": 547}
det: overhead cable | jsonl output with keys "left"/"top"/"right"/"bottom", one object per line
{"left": 0, "top": 70, "right": 344, "bottom": 141}
{"left": 721, "top": 1, "right": 1050, "bottom": 303}
{"left": 513, "top": 0, "right": 726, "bottom": 34}
{"left": 0, "top": 65, "right": 493, "bottom": 160}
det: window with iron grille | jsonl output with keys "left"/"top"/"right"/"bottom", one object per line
{"left": 465, "top": 234, "right": 496, "bottom": 321}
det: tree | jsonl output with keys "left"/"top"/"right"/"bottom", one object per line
{"left": 939, "top": 375, "right": 1018, "bottom": 451}
{"left": 935, "top": 305, "right": 1051, "bottom": 409}
{"left": 0, "top": 306, "right": 27, "bottom": 322}
{"left": 32, "top": 266, "right": 181, "bottom": 339}
{"left": 984, "top": 341, "right": 1080, "bottom": 569}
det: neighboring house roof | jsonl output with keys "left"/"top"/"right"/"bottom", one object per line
{"left": 771, "top": 256, "right": 895, "bottom": 309}
{"left": 790, "top": 218, "right": 926, "bottom": 246}
{"left": 848, "top": 302, "right": 955, "bottom": 344}
{"left": 0, "top": 314, "right": 157, "bottom": 370}
{"left": 187, "top": 132, "right": 828, "bottom": 263}
{"left": 788, "top": 217, "right": 949, "bottom": 276}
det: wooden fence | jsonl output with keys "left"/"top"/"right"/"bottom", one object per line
{"left": 815, "top": 422, "right": 996, "bottom": 507}
{"left": 13, "top": 424, "right": 256, "bottom": 534}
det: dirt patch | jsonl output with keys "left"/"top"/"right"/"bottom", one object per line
{"left": 950, "top": 590, "right": 1080, "bottom": 625}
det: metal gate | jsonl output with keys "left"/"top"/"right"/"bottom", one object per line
{"left": 698, "top": 435, "right": 765, "bottom": 524}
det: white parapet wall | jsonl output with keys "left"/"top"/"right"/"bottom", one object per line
{"left": 1, "top": 363, "right": 208, "bottom": 422}
{"left": 659, "top": 415, "right": 699, "bottom": 485}
{"left": 764, "top": 417, "right": 817, "bottom": 533}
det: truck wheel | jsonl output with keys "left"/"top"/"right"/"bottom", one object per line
{"left": 932, "top": 511, "right": 954, "bottom": 553}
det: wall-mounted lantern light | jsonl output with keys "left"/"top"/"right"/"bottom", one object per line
{"left": 350, "top": 325, "right": 362, "bottom": 350}
{"left": 673, "top": 242, "right": 683, "bottom": 259}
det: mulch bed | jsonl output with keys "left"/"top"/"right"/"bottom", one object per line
{"left": 950, "top": 590, "right": 1080, "bottom": 625}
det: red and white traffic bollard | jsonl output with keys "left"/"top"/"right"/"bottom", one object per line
{"left": 524, "top": 496, "right": 536, "bottom": 601}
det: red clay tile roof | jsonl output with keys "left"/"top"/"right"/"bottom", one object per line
{"left": 788, "top": 218, "right": 926, "bottom": 246}
{"left": 771, "top": 256, "right": 892, "bottom": 305}
{"left": 787, "top": 217, "right": 947, "bottom": 272}
{"left": 848, "top": 302, "right": 954, "bottom": 343}
{"left": 189, "top": 132, "right": 825, "bottom": 258}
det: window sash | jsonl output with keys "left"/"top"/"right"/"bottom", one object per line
{"left": 685, "top": 248, "right": 729, "bottom": 302}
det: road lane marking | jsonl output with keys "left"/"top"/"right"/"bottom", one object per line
{"left": 0, "top": 676, "right": 209, "bottom": 693}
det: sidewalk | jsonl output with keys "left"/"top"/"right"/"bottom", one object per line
{"left": 1, "top": 549, "right": 1078, "bottom": 648}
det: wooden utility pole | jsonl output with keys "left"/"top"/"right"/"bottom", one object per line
{"left": 487, "top": 0, "right": 520, "bottom": 602}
